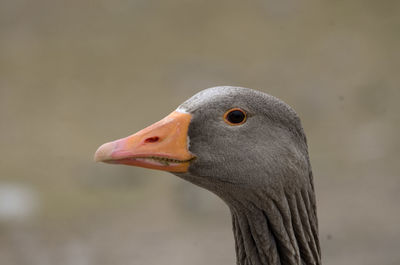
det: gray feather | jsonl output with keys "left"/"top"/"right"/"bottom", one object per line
{"left": 175, "top": 86, "right": 320, "bottom": 265}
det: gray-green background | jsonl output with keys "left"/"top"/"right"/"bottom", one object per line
{"left": 1, "top": 1, "right": 399, "bottom": 264}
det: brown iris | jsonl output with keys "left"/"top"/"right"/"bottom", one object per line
{"left": 223, "top": 108, "right": 247, "bottom": 125}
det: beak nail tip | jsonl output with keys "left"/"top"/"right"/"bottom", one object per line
{"left": 94, "top": 142, "right": 115, "bottom": 163}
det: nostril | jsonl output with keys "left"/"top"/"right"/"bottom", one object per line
{"left": 144, "top": 136, "right": 160, "bottom": 143}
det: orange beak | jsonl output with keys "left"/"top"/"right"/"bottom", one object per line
{"left": 94, "top": 111, "right": 195, "bottom": 172}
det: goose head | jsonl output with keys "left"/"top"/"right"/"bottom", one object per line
{"left": 95, "top": 86, "right": 321, "bottom": 265}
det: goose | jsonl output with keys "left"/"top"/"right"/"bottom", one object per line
{"left": 94, "top": 86, "right": 321, "bottom": 265}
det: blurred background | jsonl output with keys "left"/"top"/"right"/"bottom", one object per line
{"left": 1, "top": 0, "right": 399, "bottom": 264}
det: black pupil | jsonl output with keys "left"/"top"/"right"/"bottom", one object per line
{"left": 227, "top": 110, "right": 245, "bottom": 124}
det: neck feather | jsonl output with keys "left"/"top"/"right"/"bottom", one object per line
{"left": 229, "top": 186, "right": 321, "bottom": 265}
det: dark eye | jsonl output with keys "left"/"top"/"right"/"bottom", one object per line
{"left": 223, "top": 108, "right": 247, "bottom": 125}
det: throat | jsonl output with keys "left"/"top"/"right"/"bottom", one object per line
{"left": 229, "top": 190, "right": 321, "bottom": 265}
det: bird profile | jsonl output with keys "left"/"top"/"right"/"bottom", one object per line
{"left": 95, "top": 86, "right": 321, "bottom": 265}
